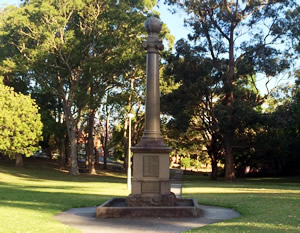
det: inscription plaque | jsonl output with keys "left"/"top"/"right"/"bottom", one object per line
{"left": 141, "top": 182, "right": 160, "bottom": 193}
{"left": 143, "top": 156, "right": 159, "bottom": 177}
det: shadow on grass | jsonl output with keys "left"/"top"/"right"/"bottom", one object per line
{"left": 0, "top": 159, "right": 126, "bottom": 183}
{"left": 0, "top": 158, "right": 129, "bottom": 221}
{"left": 182, "top": 174, "right": 300, "bottom": 191}
{"left": 0, "top": 183, "right": 125, "bottom": 213}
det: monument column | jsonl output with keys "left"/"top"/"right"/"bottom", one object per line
{"left": 142, "top": 18, "right": 163, "bottom": 139}
{"left": 126, "top": 17, "right": 173, "bottom": 207}
{"left": 97, "top": 16, "right": 201, "bottom": 218}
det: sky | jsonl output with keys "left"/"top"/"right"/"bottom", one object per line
{"left": 1, "top": 0, "right": 20, "bottom": 6}
{"left": 154, "top": 2, "right": 191, "bottom": 42}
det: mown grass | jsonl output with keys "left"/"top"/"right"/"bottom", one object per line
{"left": 182, "top": 175, "right": 300, "bottom": 233}
{"left": 0, "top": 159, "right": 129, "bottom": 233}
{"left": 1, "top": 159, "right": 299, "bottom": 233}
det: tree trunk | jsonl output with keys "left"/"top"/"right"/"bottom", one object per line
{"left": 62, "top": 95, "right": 80, "bottom": 175}
{"left": 58, "top": 99, "right": 65, "bottom": 169}
{"left": 65, "top": 135, "right": 71, "bottom": 167}
{"left": 103, "top": 112, "right": 110, "bottom": 170}
{"left": 68, "top": 125, "right": 80, "bottom": 175}
{"left": 123, "top": 118, "right": 128, "bottom": 170}
{"left": 47, "top": 147, "right": 52, "bottom": 160}
{"left": 103, "top": 148, "right": 109, "bottom": 170}
{"left": 211, "top": 155, "right": 218, "bottom": 180}
{"left": 207, "top": 133, "right": 219, "bottom": 180}
{"left": 85, "top": 142, "right": 89, "bottom": 168}
{"left": 224, "top": 129, "right": 235, "bottom": 181}
{"left": 87, "top": 110, "right": 96, "bottom": 174}
{"left": 16, "top": 154, "right": 23, "bottom": 168}
{"left": 95, "top": 146, "right": 100, "bottom": 164}
{"left": 224, "top": 88, "right": 235, "bottom": 181}
{"left": 224, "top": 28, "right": 235, "bottom": 181}
{"left": 59, "top": 137, "right": 66, "bottom": 169}
{"left": 90, "top": 157, "right": 96, "bottom": 174}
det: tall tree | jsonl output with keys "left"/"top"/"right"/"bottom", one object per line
{"left": 162, "top": 40, "right": 223, "bottom": 179}
{"left": 165, "top": 0, "right": 293, "bottom": 180}
{"left": 0, "top": 0, "right": 158, "bottom": 175}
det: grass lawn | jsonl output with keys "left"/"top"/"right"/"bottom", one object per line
{"left": 182, "top": 175, "right": 300, "bottom": 233}
{"left": 0, "top": 158, "right": 130, "bottom": 233}
{"left": 0, "top": 159, "right": 299, "bottom": 233}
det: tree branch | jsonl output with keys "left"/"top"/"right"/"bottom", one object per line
{"left": 234, "top": 52, "right": 245, "bottom": 66}
{"left": 240, "top": 1, "right": 269, "bottom": 21}
{"left": 198, "top": 8, "right": 218, "bottom": 63}
{"left": 223, "top": 0, "right": 232, "bottom": 14}
{"left": 207, "top": 8, "right": 230, "bottom": 41}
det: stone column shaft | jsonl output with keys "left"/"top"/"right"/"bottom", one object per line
{"left": 144, "top": 47, "right": 161, "bottom": 139}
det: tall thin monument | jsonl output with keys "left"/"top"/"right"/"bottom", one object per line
{"left": 126, "top": 16, "right": 174, "bottom": 206}
{"left": 97, "top": 17, "right": 201, "bottom": 217}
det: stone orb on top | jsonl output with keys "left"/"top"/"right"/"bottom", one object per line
{"left": 145, "top": 16, "right": 162, "bottom": 37}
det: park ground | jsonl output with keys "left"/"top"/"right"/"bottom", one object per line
{"left": 0, "top": 158, "right": 299, "bottom": 233}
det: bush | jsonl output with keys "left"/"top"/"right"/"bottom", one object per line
{"left": 0, "top": 80, "right": 43, "bottom": 159}
{"left": 180, "top": 157, "right": 191, "bottom": 169}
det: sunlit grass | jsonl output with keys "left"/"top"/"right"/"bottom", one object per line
{"left": 0, "top": 159, "right": 129, "bottom": 233}
{"left": 1, "top": 159, "right": 300, "bottom": 233}
{"left": 182, "top": 175, "right": 300, "bottom": 233}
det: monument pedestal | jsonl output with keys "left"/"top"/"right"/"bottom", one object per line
{"left": 126, "top": 138, "right": 174, "bottom": 207}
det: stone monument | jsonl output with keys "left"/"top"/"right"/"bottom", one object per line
{"left": 126, "top": 16, "right": 174, "bottom": 207}
{"left": 96, "top": 16, "right": 201, "bottom": 218}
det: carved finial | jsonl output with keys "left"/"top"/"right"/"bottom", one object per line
{"left": 145, "top": 16, "right": 162, "bottom": 37}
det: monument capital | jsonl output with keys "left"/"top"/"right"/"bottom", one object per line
{"left": 142, "top": 40, "right": 164, "bottom": 52}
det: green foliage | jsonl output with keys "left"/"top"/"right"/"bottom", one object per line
{"left": 32, "top": 89, "right": 66, "bottom": 153}
{"left": 163, "top": 0, "right": 298, "bottom": 179}
{"left": 285, "top": 5, "right": 300, "bottom": 54}
{"left": 0, "top": 79, "right": 43, "bottom": 157}
{"left": 0, "top": 0, "right": 163, "bottom": 174}
{"left": 249, "top": 83, "right": 300, "bottom": 176}
{"left": 190, "top": 159, "right": 198, "bottom": 168}
{"left": 162, "top": 40, "right": 223, "bottom": 178}
{"left": 180, "top": 157, "right": 191, "bottom": 169}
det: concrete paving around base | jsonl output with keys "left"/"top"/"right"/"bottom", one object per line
{"left": 55, "top": 170, "right": 240, "bottom": 232}
{"left": 54, "top": 204, "right": 240, "bottom": 233}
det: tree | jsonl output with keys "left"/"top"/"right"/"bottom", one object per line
{"left": 252, "top": 82, "right": 300, "bottom": 176}
{"left": 165, "top": 0, "right": 294, "bottom": 180}
{"left": 162, "top": 40, "right": 223, "bottom": 179}
{"left": 32, "top": 89, "right": 67, "bottom": 166}
{"left": 0, "top": 0, "right": 159, "bottom": 175}
{"left": 0, "top": 78, "right": 43, "bottom": 167}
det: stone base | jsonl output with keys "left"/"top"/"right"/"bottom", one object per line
{"left": 96, "top": 198, "right": 202, "bottom": 218}
{"left": 132, "top": 137, "right": 172, "bottom": 153}
{"left": 126, "top": 193, "right": 176, "bottom": 207}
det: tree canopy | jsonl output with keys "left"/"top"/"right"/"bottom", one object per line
{"left": 0, "top": 0, "right": 299, "bottom": 178}
{"left": 0, "top": 0, "right": 163, "bottom": 174}
{"left": 164, "top": 0, "right": 297, "bottom": 180}
{"left": 0, "top": 77, "right": 43, "bottom": 166}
